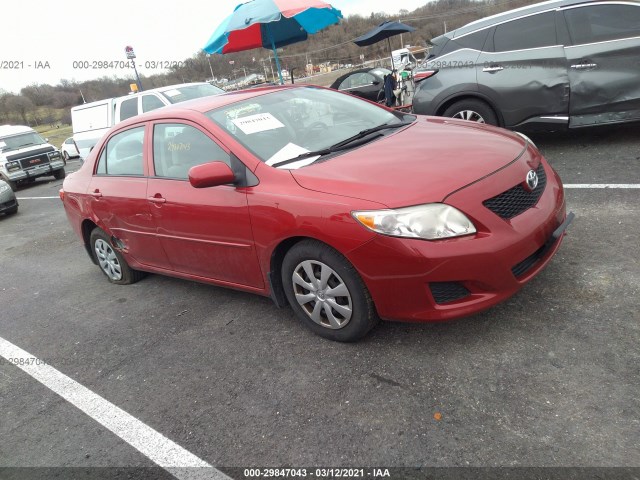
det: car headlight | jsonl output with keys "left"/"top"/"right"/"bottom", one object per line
{"left": 6, "top": 161, "right": 20, "bottom": 172}
{"left": 0, "top": 183, "right": 9, "bottom": 194}
{"left": 49, "top": 151, "right": 61, "bottom": 159}
{"left": 352, "top": 203, "right": 476, "bottom": 240}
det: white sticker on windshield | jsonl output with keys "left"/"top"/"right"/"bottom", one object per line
{"left": 163, "top": 89, "right": 182, "bottom": 97}
{"left": 266, "top": 143, "right": 320, "bottom": 169}
{"left": 0, "top": 141, "right": 6, "bottom": 148}
{"left": 232, "top": 113, "right": 285, "bottom": 135}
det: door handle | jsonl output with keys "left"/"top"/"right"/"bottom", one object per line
{"left": 90, "top": 190, "right": 102, "bottom": 198}
{"left": 571, "top": 63, "right": 597, "bottom": 69}
{"left": 482, "top": 66, "right": 504, "bottom": 73}
{"left": 148, "top": 195, "right": 166, "bottom": 204}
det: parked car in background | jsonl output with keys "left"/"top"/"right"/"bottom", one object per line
{"left": 329, "top": 67, "right": 391, "bottom": 102}
{"left": 61, "top": 85, "right": 571, "bottom": 342}
{"left": 412, "top": 0, "right": 640, "bottom": 129}
{"left": 71, "top": 82, "right": 225, "bottom": 160}
{"left": 0, "top": 125, "right": 65, "bottom": 191}
{"left": 0, "top": 179, "right": 18, "bottom": 215}
{"left": 60, "top": 137, "right": 80, "bottom": 162}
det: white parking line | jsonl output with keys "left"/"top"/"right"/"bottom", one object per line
{"left": 563, "top": 184, "right": 640, "bottom": 188}
{"left": 16, "top": 196, "right": 60, "bottom": 199}
{"left": 0, "top": 336, "right": 230, "bottom": 480}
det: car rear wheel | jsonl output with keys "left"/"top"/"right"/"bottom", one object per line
{"left": 442, "top": 99, "right": 498, "bottom": 126}
{"left": 89, "top": 228, "right": 145, "bottom": 285}
{"left": 281, "top": 240, "right": 378, "bottom": 342}
{"left": 53, "top": 168, "right": 66, "bottom": 180}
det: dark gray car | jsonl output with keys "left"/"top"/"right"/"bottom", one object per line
{"left": 412, "top": 0, "right": 640, "bottom": 129}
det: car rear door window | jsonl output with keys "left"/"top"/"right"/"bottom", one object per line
{"left": 119, "top": 98, "right": 138, "bottom": 121}
{"left": 564, "top": 4, "right": 640, "bottom": 45}
{"left": 493, "top": 12, "right": 557, "bottom": 52}
{"left": 152, "top": 123, "right": 230, "bottom": 179}
{"left": 339, "top": 72, "right": 375, "bottom": 90}
{"left": 95, "top": 126, "right": 145, "bottom": 176}
{"left": 142, "top": 95, "right": 165, "bottom": 113}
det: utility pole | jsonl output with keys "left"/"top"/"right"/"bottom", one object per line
{"left": 444, "top": 21, "right": 447, "bottom": 33}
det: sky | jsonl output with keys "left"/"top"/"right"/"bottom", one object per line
{"left": 0, "top": 0, "right": 429, "bottom": 94}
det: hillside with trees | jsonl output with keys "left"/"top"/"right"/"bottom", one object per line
{"left": 0, "top": 0, "right": 538, "bottom": 127}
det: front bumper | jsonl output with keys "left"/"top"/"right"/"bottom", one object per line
{"left": 346, "top": 158, "right": 571, "bottom": 323}
{"left": 6, "top": 159, "right": 65, "bottom": 181}
{"left": 0, "top": 197, "right": 18, "bottom": 213}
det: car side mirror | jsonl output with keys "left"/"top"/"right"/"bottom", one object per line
{"left": 372, "top": 80, "right": 380, "bottom": 85}
{"left": 45, "top": 138, "right": 49, "bottom": 142}
{"left": 188, "top": 161, "right": 236, "bottom": 188}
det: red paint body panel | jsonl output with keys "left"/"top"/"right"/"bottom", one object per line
{"left": 61, "top": 86, "right": 569, "bottom": 323}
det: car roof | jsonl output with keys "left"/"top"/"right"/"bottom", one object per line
{"left": 114, "top": 84, "right": 309, "bottom": 128}
{"left": 441, "top": 0, "right": 601, "bottom": 39}
{"left": 0, "top": 125, "right": 36, "bottom": 137}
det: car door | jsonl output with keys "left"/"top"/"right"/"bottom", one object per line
{"left": 475, "top": 11, "right": 570, "bottom": 127}
{"left": 146, "top": 120, "right": 264, "bottom": 288}
{"left": 560, "top": 2, "right": 640, "bottom": 126}
{"left": 88, "top": 124, "right": 170, "bottom": 269}
{"left": 338, "top": 72, "right": 381, "bottom": 101}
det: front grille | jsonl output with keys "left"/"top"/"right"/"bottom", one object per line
{"left": 430, "top": 282, "right": 471, "bottom": 304}
{"left": 19, "top": 154, "right": 50, "bottom": 169}
{"left": 483, "top": 164, "right": 547, "bottom": 220}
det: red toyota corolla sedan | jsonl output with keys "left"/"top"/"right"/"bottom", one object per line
{"left": 61, "top": 85, "right": 572, "bottom": 342}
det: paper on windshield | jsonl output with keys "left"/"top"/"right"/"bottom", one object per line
{"left": 0, "top": 141, "right": 6, "bottom": 149}
{"left": 232, "top": 113, "right": 284, "bottom": 135}
{"left": 163, "top": 89, "right": 182, "bottom": 97}
{"left": 266, "top": 143, "right": 320, "bottom": 169}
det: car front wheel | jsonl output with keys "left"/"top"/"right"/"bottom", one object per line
{"left": 53, "top": 168, "right": 66, "bottom": 180}
{"left": 442, "top": 99, "right": 498, "bottom": 126}
{"left": 281, "top": 240, "right": 378, "bottom": 342}
{"left": 89, "top": 228, "right": 145, "bottom": 285}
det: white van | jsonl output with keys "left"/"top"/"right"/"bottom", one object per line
{"left": 0, "top": 125, "right": 65, "bottom": 191}
{"left": 72, "top": 82, "right": 224, "bottom": 159}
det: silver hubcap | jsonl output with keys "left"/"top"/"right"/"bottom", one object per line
{"left": 292, "top": 260, "right": 352, "bottom": 329}
{"left": 94, "top": 239, "right": 122, "bottom": 281}
{"left": 453, "top": 110, "right": 485, "bottom": 123}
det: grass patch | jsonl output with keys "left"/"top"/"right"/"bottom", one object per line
{"left": 35, "top": 124, "right": 72, "bottom": 148}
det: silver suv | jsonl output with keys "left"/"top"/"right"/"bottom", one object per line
{"left": 412, "top": 0, "right": 640, "bottom": 129}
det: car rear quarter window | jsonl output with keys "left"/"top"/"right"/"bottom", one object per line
{"left": 563, "top": 4, "right": 640, "bottom": 44}
{"left": 493, "top": 12, "right": 557, "bottom": 52}
{"left": 152, "top": 124, "right": 230, "bottom": 179}
{"left": 95, "top": 126, "right": 144, "bottom": 176}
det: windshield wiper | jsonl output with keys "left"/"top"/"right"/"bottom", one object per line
{"left": 16, "top": 142, "right": 35, "bottom": 148}
{"left": 330, "top": 121, "right": 413, "bottom": 150}
{"left": 271, "top": 121, "right": 412, "bottom": 168}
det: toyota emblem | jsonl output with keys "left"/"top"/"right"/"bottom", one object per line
{"left": 525, "top": 170, "right": 538, "bottom": 191}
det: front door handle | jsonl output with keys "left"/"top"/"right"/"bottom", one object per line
{"left": 482, "top": 65, "right": 504, "bottom": 73}
{"left": 148, "top": 195, "right": 166, "bottom": 204}
{"left": 571, "top": 63, "right": 597, "bottom": 70}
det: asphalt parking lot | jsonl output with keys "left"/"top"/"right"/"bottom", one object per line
{"left": 1, "top": 124, "right": 638, "bottom": 480}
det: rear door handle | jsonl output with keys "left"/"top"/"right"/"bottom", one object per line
{"left": 482, "top": 65, "right": 504, "bottom": 73}
{"left": 91, "top": 190, "right": 102, "bottom": 198}
{"left": 148, "top": 195, "right": 166, "bottom": 204}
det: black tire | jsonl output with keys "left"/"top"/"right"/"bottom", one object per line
{"left": 281, "top": 240, "right": 379, "bottom": 342}
{"left": 53, "top": 168, "right": 66, "bottom": 180}
{"left": 62, "top": 151, "right": 69, "bottom": 163}
{"left": 442, "top": 99, "right": 499, "bottom": 126}
{"left": 89, "top": 227, "right": 145, "bottom": 285}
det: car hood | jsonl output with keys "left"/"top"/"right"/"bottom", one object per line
{"left": 289, "top": 116, "right": 527, "bottom": 207}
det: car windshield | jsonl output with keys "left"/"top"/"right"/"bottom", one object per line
{"left": 160, "top": 84, "right": 224, "bottom": 104}
{"left": 206, "top": 87, "right": 412, "bottom": 167}
{"left": 0, "top": 132, "right": 47, "bottom": 153}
